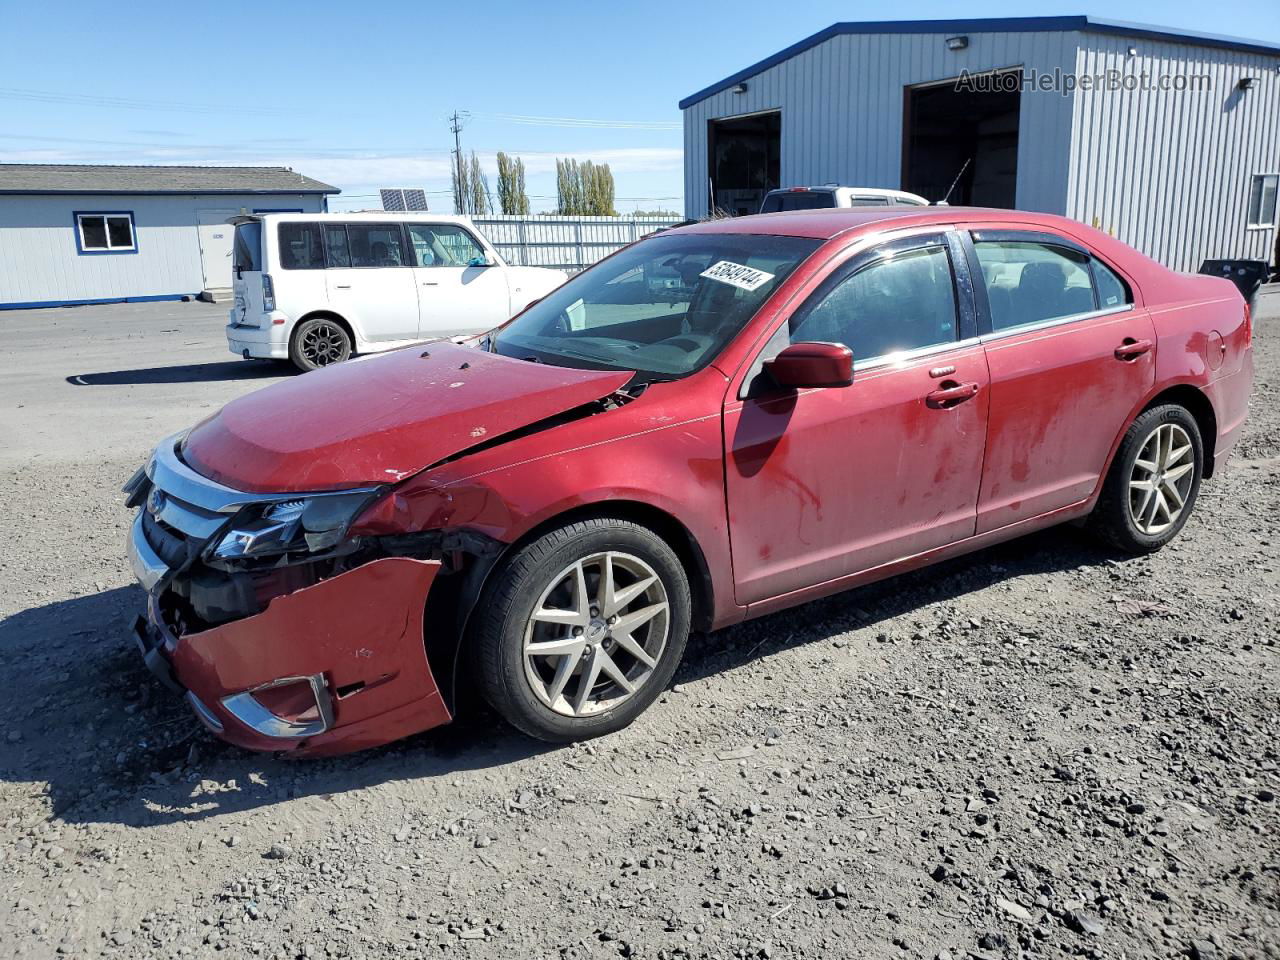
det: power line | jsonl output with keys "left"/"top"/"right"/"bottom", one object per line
{"left": 477, "top": 112, "right": 679, "bottom": 131}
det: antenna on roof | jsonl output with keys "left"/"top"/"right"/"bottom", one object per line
{"left": 939, "top": 158, "right": 971, "bottom": 206}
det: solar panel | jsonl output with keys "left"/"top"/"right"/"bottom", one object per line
{"left": 380, "top": 188, "right": 428, "bottom": 212}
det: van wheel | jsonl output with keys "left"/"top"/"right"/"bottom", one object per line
{"left": 290, "top": 317, "right": 352, "bottom": 372}
{"left": 1089, "top": 404, "right": 1203, "bottom": 553}
{"left": 473, "top": 518, "right": 691, "bottom": 743}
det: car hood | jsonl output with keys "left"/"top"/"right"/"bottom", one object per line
{"left": 182, "top": 342, "right": 632, "bottom": 492}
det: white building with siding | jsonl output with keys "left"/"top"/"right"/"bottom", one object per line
{"left": 0, "top": 165, "right": 338, "bottom": 309}
{"left": 680, "top": 16, "right": 1280, "bottom": 272}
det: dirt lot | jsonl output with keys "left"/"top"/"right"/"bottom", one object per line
{"left": 1, "top": 295, "right": 1277, "bottom": 960}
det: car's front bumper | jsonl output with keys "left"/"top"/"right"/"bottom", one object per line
{"left": 126, "top": 448, "right": 452, "bottom": 756}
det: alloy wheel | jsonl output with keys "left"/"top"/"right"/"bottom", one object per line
{"left": 522, "top": 551, "right": 670, "bottom": 717}
{"left": 301, "top": 322, "right": 346, "bottom": 366}
{"left": 1128, "top": 422, "right": 1195, "bottom": 535}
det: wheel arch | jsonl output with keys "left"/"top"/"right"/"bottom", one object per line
{"left": 293, "top": 310, "right": 360, "bottom": 353}
{"left": 1140, "top": 384, "right": 1218, "bottom": 478}
{"left": 480, "top": 500, "right": 715, "bottom": 634}
{"left": 430, "top": 499, "right": 716, "bottom": 713}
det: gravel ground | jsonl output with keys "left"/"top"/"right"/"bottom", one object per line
{"left": 1, "top": 294, "right": 1277, "bottom": 960}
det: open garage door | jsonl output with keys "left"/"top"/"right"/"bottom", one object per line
{"left": 708, "top": 110, "right": 780, "bottom": 217}
{"left": 904, "top": 70, "right": 1020, "bottom": 207}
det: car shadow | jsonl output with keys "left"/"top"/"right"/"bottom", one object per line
{"left": 66, "top": 360, "right": 287, "bottom": 386}
{"left": 0, "top": 525, "right": 1121, "bottom": 829}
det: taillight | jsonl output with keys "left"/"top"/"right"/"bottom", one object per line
{"left": 1243, "top": 300, "right": 1253, "bottom": 349}
{"left": 262, "top": 273, "right": 276, "bottom": 311}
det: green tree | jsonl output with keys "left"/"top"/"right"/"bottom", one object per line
{"left": 467, "top": 152, "right": 490, "bottom": 216}
{"left": 556, "top": 158, "right": 582, "bottom": 215}
{"left": 583, "top": 161, "right": 616, "bottom": 216}
{"left": 451, "top": 150, "right": 469, "bottom": 216}
{"left": 496, "top": 152, "right": 530, "bottom": 215}
{"left": 556, "top": 158, "right": 615, "bottom": 215}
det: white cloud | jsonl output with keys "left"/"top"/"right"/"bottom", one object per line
{"left": 275, "top": 147, "right": 683, "bottom": 191}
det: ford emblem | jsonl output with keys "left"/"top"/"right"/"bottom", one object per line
{"left": 147, "top": 488, "right": 166, "bottom": 517}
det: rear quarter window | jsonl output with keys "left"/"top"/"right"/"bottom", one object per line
{"left": 1091, "top": 258, "right": 1132, "bottom": 308}
{"left": 277, "top": 222, "right": 325, "bottom": 270}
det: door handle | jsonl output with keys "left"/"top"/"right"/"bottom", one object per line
{"left": 335, "top": 284, "right": 351, "bottom": 290}
{"left": 1114, "top": 338, "right": 1153, "bottom": 360}
{"left": 926, "top": 381, "right": 980, "bottom": 408}
{"left": 422, "top": 281, "right": 439, "bottom": 286}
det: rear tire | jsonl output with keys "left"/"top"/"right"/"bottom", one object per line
{"left": 290, "top": 317, "right": 352, "bottom": 372}
{"left": 473, "top": 518, "right": 691, "bottom": 743}
{"left": 1088, "top": 404, "right": 1203, "bottom": 553}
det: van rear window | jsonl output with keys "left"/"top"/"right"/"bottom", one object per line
{"left": 232, "top": 222, "right": 262, "bottom": 272}
{"left": 277, "top": 222, "right": 324, "bottom": 270}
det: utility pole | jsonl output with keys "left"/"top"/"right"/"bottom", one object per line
{"left": 448, "top": 110, "right": 470, "bottom": 215}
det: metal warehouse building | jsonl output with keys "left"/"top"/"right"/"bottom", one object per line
{"left": 0, "top": 165, "right": 338, "bottom": 309}
{"left": 680, "top": 16, "right": 1280, "bottom": 271}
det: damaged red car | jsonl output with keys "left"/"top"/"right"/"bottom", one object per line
{"left": 125, "top": 207, "right": 1253, "bottom": 755}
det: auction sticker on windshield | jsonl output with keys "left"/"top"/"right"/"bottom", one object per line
{"left": 699, "top": 260, "right": 775, "bottom": 292}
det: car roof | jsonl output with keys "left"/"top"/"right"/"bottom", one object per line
{"left": 672, "top": 207, "right": 1053, "bottom": 240}
{"left": 249, "top": 211, "right": 473, "bottom": 223}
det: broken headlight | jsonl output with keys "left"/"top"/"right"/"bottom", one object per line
{"left": 208, "top": 491, "right": 378, "bottom": 562}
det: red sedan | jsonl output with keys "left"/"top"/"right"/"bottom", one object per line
{"left": 125, "top": 208, "right": 1253, "bottom": 754}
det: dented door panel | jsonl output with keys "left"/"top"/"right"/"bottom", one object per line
{"left": 976, "top": 311, "right": 1157, "bottom": 533}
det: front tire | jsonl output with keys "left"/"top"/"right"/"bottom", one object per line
{"left": 473, "top": 518, "right": 691, "bottom": 742}
{"left": 289, "top": 317, "right": 352, "bottom": 372}
{"left": 1089, "top": 404, "right": 1203, "bottom": 553}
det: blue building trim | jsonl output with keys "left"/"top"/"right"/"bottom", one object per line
{"left": 678, "top": 15, "right": 1280, "bottom": 109}
{"left": 0, "top": 189, "right": 339, "bottom": 196}
{"left": 73, "top": 210, "right": 139, "bottom": 256}
{"left": 0, "top": 293, "right": 196, "bottom": 311}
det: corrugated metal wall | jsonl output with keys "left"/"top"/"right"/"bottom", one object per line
{"left": 0, "top": 192, "right": 325, "bottom": 307}
{"left": 471, "top": 215, "right": 684, "bottom": 273}
{"left": 682, "top": 27, "right": 1280, "bottom": 272}
{"left": 682, "top": 29, "right": 1078, "bottom": 219}
{"left": 1067, "top": 36, "right": 1280, "bottom": 271}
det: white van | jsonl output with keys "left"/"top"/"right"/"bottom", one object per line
{"left": 227, "top": 213, "right": 568, "bottom": 371}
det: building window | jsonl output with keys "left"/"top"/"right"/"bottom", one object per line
{"left": 1248, "top": 174, "right": 1279, "bottom": 229}
{"left": 75, "top": 212, "right": 137, "bottom": 253}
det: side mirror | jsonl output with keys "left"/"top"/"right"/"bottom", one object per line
{"left": 764, "top": 342, "right": 854, "bottom": 389}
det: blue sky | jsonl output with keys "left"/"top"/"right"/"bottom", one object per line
{"left": 4, "top": 0, "right": 1277, "bottom": 213}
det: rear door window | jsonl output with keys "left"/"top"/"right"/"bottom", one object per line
{"left": 233, "top": 222, "right": 263, "bottom": 272}
{"left": 346, "top": 224, "right": 407, "bottom": 268}
{"left": 276, "top": 222, "right": 324, "bottom": 269}
{"left": 972, "top": 238, "right": 1097, "bottom": 331}
{"left": 324, "top": 224, "right": 351, "bottom": 268}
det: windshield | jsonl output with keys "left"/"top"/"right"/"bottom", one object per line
{"left": 491, "top": 232, "right": 821, "bottom": 381}
{"left": 760, "top": 191, "right": 836, "bottom": 213}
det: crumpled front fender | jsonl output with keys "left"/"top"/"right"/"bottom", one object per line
{"left": 170, "top": 557, "right": 451, "bottom": 755}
